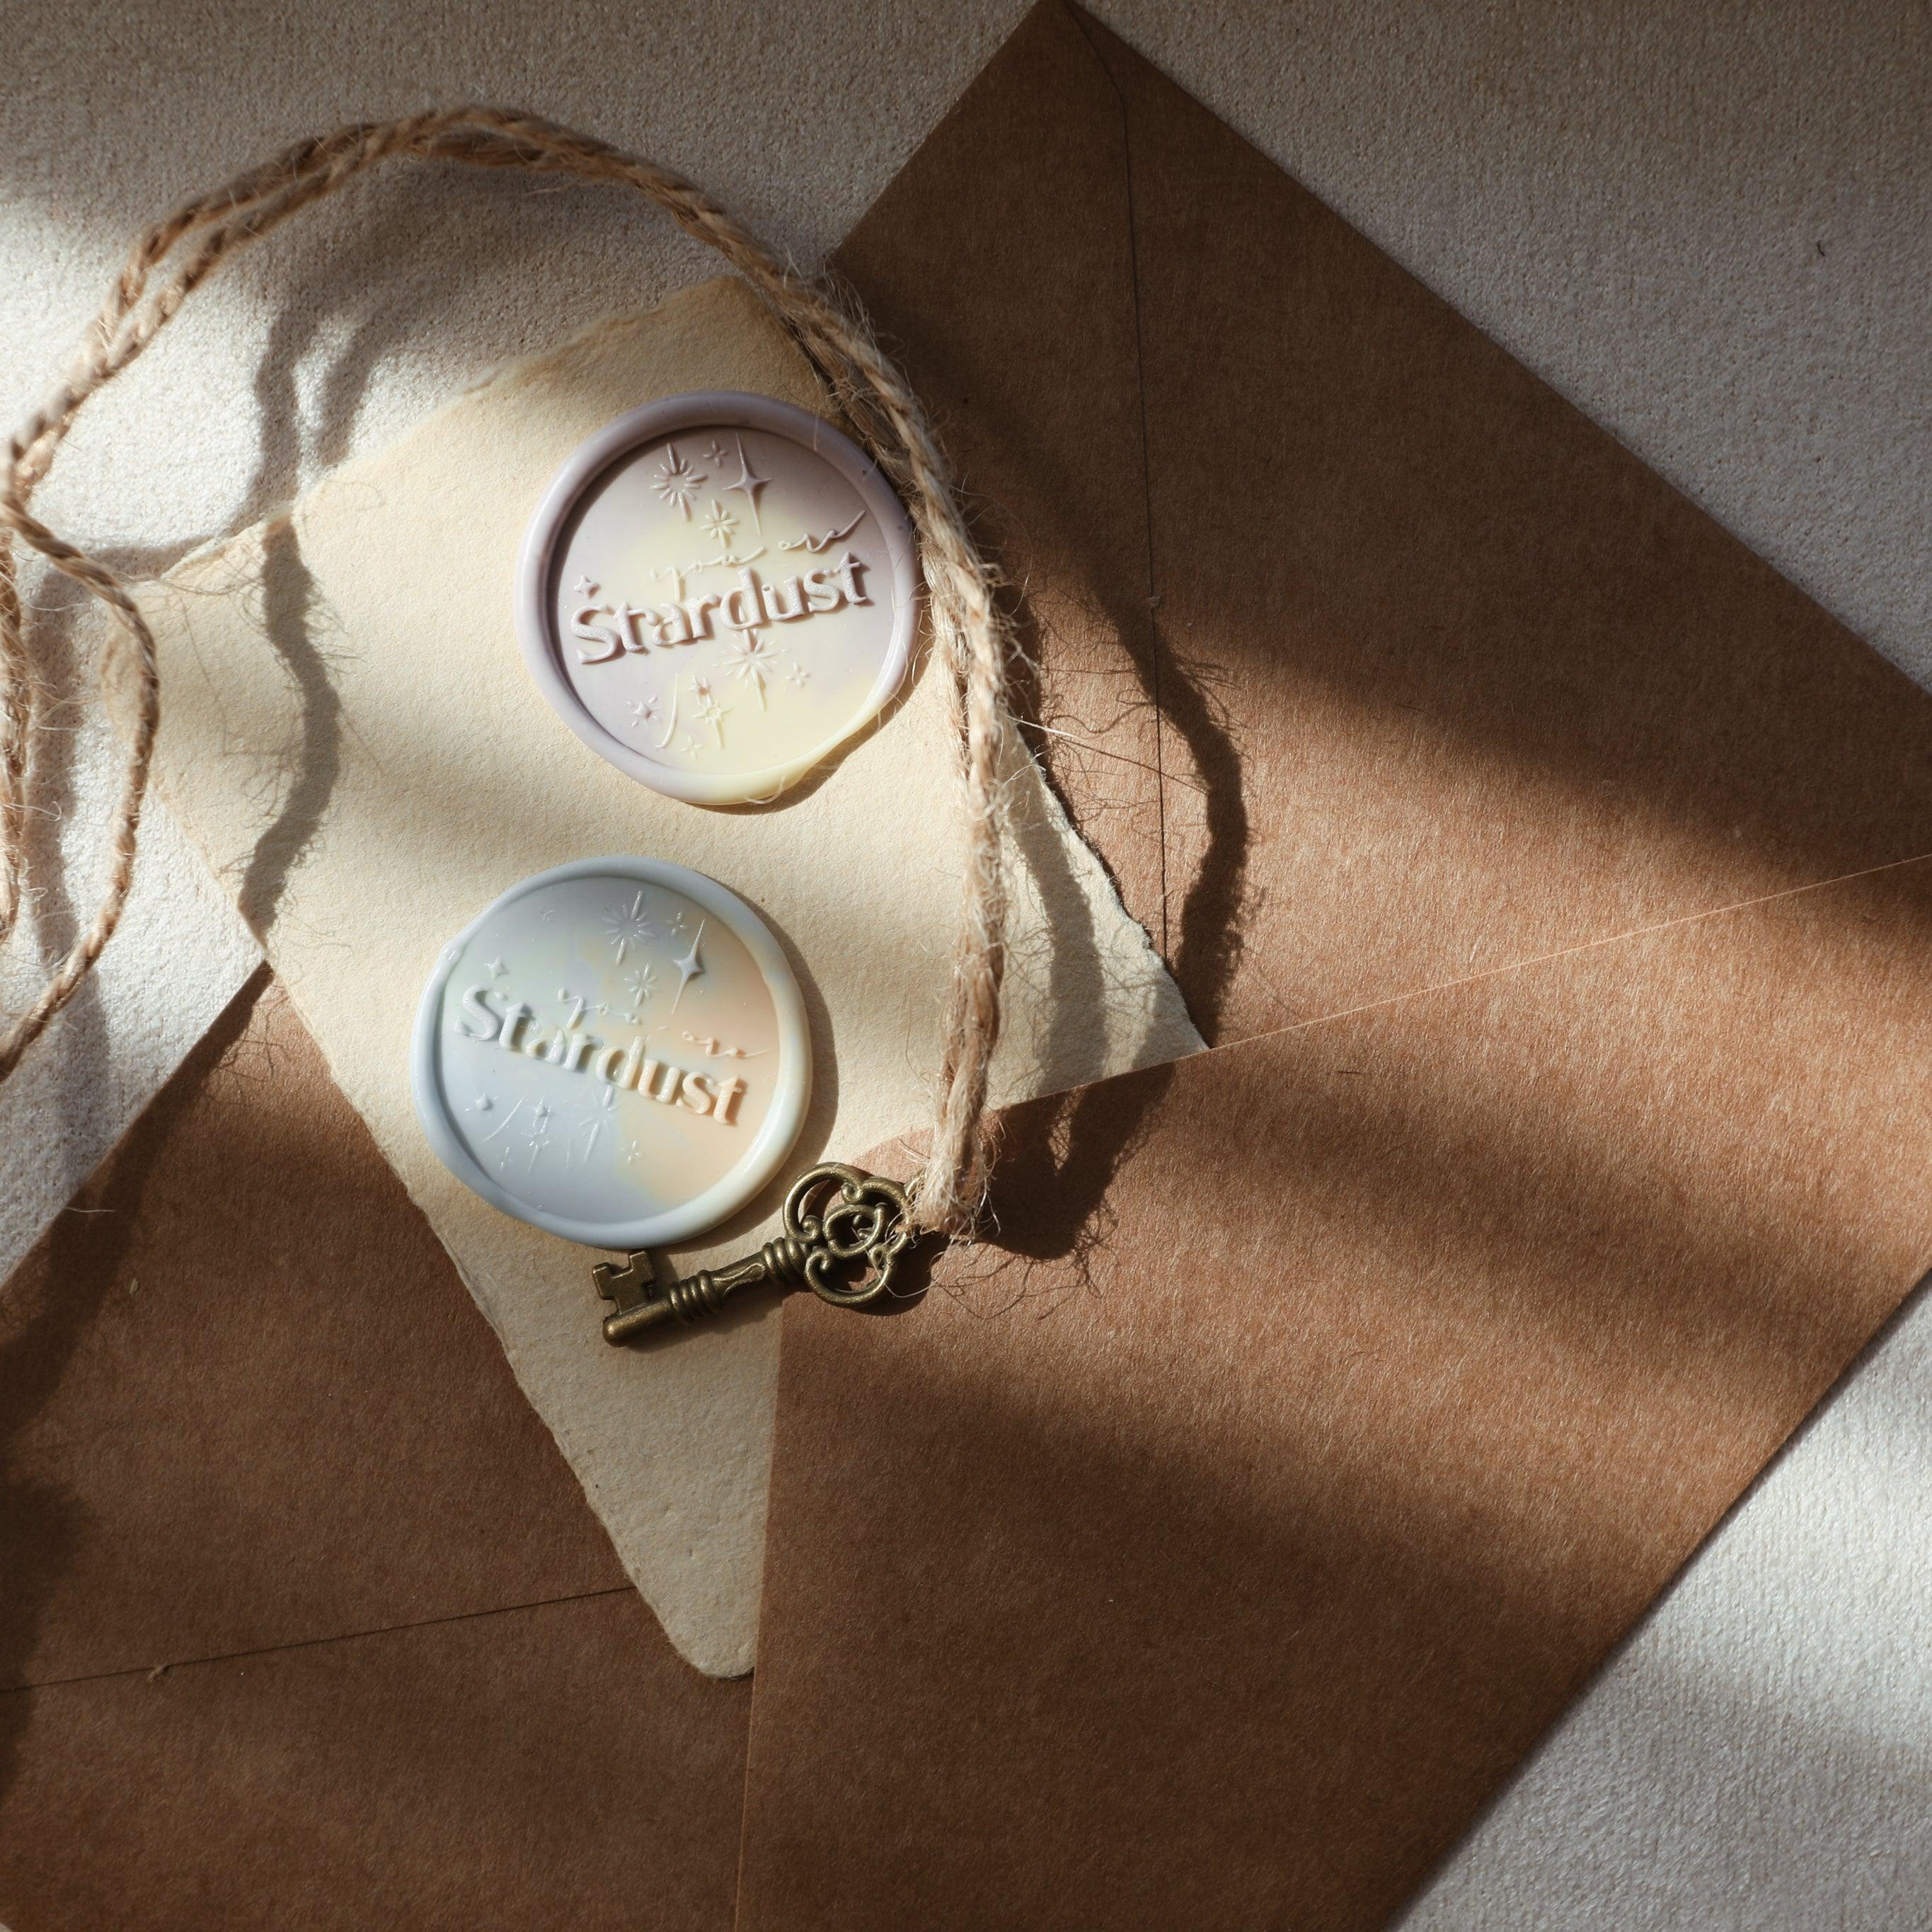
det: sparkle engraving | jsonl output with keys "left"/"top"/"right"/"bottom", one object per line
{"left": 721, "top": 433, "right": 770, "bottom": 531}
{"left": 650, "top": 444, "right": 704, "bottom": 519}
{"left": 671, "top": 921, "right": 706, "bottom": 1013}
{"left": 721, "top": 630, "right": 793, "bottom": 709}
{"left": 689, "top": 677, "right": 730, "bottom": 747}
{"left": 599, "top": 890, "right": 665, "bottom": 965}
{"left": 533, "top": 402, "right": 914, "bottom": 802}
{"left": 420, "top": 864, "right": 800, "bottom": 1243}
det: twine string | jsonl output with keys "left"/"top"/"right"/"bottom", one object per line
{"left": 0, "top": 106, "right": 1011, "bottom": 1235}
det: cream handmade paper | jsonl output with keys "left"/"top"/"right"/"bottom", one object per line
{"left": 127, "top": 277, "right": 1200, "bottom": 1676}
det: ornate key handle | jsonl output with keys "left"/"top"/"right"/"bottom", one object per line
{"left": 595, "top": 1163, "right": 916, "bottom": 1344}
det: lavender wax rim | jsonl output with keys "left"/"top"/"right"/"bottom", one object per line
{"left": 516, "top": 390, "right": 920, "bottom": 806}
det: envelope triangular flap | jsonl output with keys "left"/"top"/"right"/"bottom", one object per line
{"left": 836, "top": 0, "right": 1932, "bottom": 1044}
{"left": 739, "top": 8, "right": 1932, "bottom": 1929}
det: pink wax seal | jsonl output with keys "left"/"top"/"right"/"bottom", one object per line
{"left": 517, "top": 391, "right": 919, "bottom": 805}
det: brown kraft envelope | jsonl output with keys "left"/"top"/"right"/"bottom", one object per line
{"left": 735, "top": 6, "right": 1932, "bottom": 1927}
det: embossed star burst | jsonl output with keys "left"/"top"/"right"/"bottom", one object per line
{"left": 623, "top": 962, "right": 659, "bottom": 1006}
{"left": 687, "top": 674, "right": 730, "bottom": 747}
{"left": 721, "top": 630, "right": 793, "bottom": 708}
{"left": 598, "top": 890, "right": 667, "bottom": 963}
{"left": 650, "top": 444, "right": 704, "bottom": 519}
{"left": 698, "top": 499, "right": 738, "bottom": 547}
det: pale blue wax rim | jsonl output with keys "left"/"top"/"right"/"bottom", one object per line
{"left": 410, "top": 855, "right": 812, "bottom": 1251}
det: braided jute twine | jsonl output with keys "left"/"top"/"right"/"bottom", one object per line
{"left": 0, "top": 106, "right": 1013, "bottom": 1236}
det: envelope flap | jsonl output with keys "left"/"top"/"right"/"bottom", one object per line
{"left": 837, "top": 1, "right": 1932, "bottom": 1044}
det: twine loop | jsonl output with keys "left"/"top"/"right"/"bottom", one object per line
{"left": 0, "top": 107, "right": 1010, "bottom": 1234}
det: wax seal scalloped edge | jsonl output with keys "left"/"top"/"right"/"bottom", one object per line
{"left": 410, "top": 855, "right": 812, "bottom": 1249}
{"left": 515, "top": 390, "right": 920, "bottom": 806}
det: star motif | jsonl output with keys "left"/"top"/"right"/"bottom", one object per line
{"left": 670, "top": 920, "right": 706, "bottom": 1013}
{"left": 572, "top": 574, "right": 598, "bottom": 599}
{"left": 628, "top": 685, "right": 679, "bottom": 748}
{"left": 722, "top": 434, "right": 770, "bottom": 531}
{"left": 599, "top": 890, "right": 668, "bottom": 964}
{"left": 483, "top": 957, "right": 507, "bottom": 978}
{"left": 699, "top": 499, "right": 738, "bottom": 547}
{"left": 531, "top": 1103, "right": 553, "bottom": 1128}
{"left": 721, "top": 629, "right": 792, "bottom": 709}
{"left": 650, "top": 444, "right": 704, "bottom": 519}
{"left": 684, "top": 672, "right": 730, "bottom": 747}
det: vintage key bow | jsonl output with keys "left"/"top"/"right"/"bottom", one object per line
{"left": 594, "top": 1163, "right": 915, "bottom": 1342}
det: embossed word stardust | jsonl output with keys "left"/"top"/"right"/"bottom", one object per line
{"left": 568, "top": 552, "right": 873, "bottom": 663}
{"left": 450, "top": 982, "right": 751, "bottom": 1124}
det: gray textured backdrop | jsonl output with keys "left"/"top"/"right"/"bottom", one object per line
{"left": 0, "top": 2, "right": 1925, "bottom": 1923}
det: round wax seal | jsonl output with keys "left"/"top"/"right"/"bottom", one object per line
{"left": 411, "top": 858, "right": 810, "bottom": 1249}
{"left": 517, "top": 391, "right": 919, "bottom": 805}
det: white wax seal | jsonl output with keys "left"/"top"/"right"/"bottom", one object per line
{"left": 411, "top": 857, "right": 810, "bottom": 1248}
{"left": 517, "top": 391, "right": 919, "bottom": 805}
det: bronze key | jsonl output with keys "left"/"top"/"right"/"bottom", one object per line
{"left": 594, "top": 1163, "right": 915, "bottom": 1343}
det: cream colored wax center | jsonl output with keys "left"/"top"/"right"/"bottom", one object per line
{"left": 548, "top": 420, "right": 906, "bottom": 793}
{"left": 425, "top": 870, "right": 793, "bottom": 1234}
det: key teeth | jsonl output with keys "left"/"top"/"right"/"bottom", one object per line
{"left": 592, "top": 1251, "right": 656, "bottom": 1313}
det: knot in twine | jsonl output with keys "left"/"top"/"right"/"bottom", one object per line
{"left": 0, "top": 106, "right": 1012, "bottom": 1236}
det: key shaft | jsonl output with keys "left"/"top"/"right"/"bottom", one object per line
{"left": 594, "top": 1164, "right": 914, "bottom": 1344}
